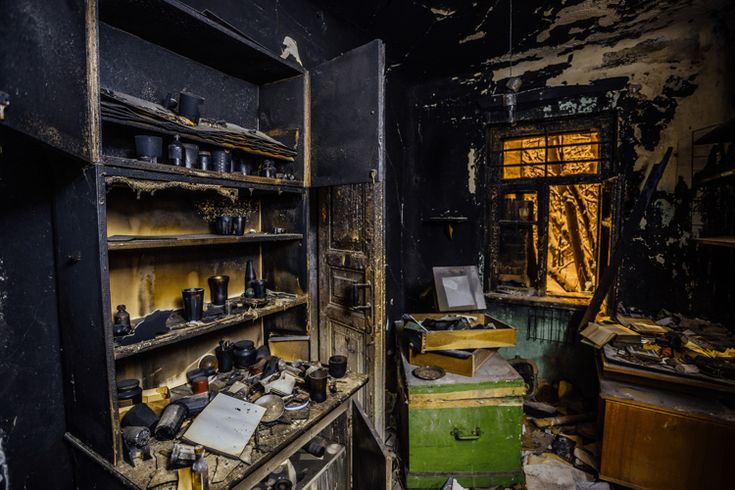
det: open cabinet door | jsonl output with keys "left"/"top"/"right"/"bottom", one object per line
{"left": 0, "top": 0, "right": 97, "bottom": 161}
{"left": 310, "top": 39, "right": 385, "bottom": 187}
{"left": 353, "top": 400, "right": 392, "bottom": 490}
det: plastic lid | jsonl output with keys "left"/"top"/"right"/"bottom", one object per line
{"left": 116, "top": 379, "right": 140, "bottom": 392}
{"left": 233, "top": 340, "right": 255, "bottom": 351}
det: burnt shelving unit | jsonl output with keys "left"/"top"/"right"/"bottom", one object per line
{"left": 2, "top": 0, "right": 389, "bottom": 484}
{"left": 53, "top": 0, "right": 313, "bottom": 466}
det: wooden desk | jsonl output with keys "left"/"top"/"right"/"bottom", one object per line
{"left": 65, "top": 373, "right": 390, "bottom": 489}
{"left": 599, "top": 378, "right": 735, "bottom": 490}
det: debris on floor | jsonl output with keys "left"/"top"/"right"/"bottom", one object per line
{"left": 521, "top": 380, "right": 609, "bottom": 490}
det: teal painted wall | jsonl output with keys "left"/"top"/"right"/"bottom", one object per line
{"left": 487, "top": 302, "right": 597, "bottom": 398}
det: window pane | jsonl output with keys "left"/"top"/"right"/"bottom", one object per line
{"left": 502, "top": 136, "right": 546, "bottom": 179}
{"left": 546, "top": 183, "right": 601, "bottom": 296}
{"left": 547, "top": 131, "right": 600, "bottom": 176}
{"left": 502, "top": 130, "right": 600, "bottom": 179}
{"left": 497, "top": 192, "right": 538, "bottom": 292}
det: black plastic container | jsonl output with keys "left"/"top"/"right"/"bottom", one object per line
{"left": 328, "top": 355, "right": 347, "bottom": 379}
{"left": 155, "top": 403, "right": 187, "bottom": 440}
{"left": 214, "top": 216, "right": 233, "bottom": 235}
{"left": 232, "top": 340, "right": 257, "bottom": 368}
{"left": 197, "top": 151, "right": 211, "bottom": 170}
{"left": 117, "top": 378, "right": 143, "bottom": 405}
{"left": 215, "top": 340, "right": 234, "bottom": 373}
{"left": 208, "top": 275, "right": 229, "bottom": 306}
{"left": 231, "top": 216, "right": 245, "bottom": 236}
{"left": 307, "top": 368, "right": 328, "bottom": 403}
{"left": 182, "top": 288, "right": 205, "bottom": 322}
{"left": 253, "top": 279, "right": 267, "bottom": 299}
{"left": 178, "top": 91, "right": 204, "bottom": 124}
{"left": 134, "top": 135, "right": 163, "bottom": 163}
{"left": 182, "top": 143, "right": 198, "bottom": 169}
{"left": 212, "top": 150, "right": 231, "bottom": 172}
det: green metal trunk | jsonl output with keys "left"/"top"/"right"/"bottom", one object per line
{"left": 399, "top": 352, "right": 525, "bottom": 489}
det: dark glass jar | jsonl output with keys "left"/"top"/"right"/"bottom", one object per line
{"left": 113, "top": 305, "right": 131, "bottom": 337}
{"left": 117, "top": 378, "right": 143, "bottom": 406}
{"left": 232, "top": 340, "right": 257, "bottom": 368}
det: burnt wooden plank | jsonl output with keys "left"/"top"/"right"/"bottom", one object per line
{"left": 98, "top": 0, "right": 302, "bottom": 84}
{"left": 113, "top": 293, "right": 308, "bottom": 359}
{"left": 103, "top": 156, "right": 305, "bottom": 194}
{"left": 108, "top": 233, "right": 303, "bottom": 251}
{"left": 53, "top": 163, "right": 119, "bottom": 462}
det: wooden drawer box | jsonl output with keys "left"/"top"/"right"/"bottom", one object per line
{"left": 399, "top": 351, "right": 525, "bottom": 489}
{"left": 402, "top": 313, "right": 517, "bottom": 353}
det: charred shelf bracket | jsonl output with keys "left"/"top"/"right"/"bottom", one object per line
{"left": 424, "top": 216, "right": 469, "bottom": 240}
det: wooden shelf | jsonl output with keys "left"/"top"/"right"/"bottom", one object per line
{"left": 102, "top": 156, "right": 305, "bottom": 194}
{"left": 108, "top": 233, "right": 303, "bottom": 251}
{"left": 113, "top": 293, "right": 308, "bottom": 360}
{"left": 99, "top": 0, "right": 303, "bottom": 84}
{"left": 693, "top": 236, "right": 735, "bottom": 248}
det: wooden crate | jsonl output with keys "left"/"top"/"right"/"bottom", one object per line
{"left": 404, "top": 313, "right": 516, "bottom": 353}
{"left": 399, "top": 351, "right": 525, "bottom": 489}
{"left": 408, "top": 348, "right": 495, "bottom": 377}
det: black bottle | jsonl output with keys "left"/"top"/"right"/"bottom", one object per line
{"left": 245, "top": 259, "right": 257, "bottom": 290}
{"left": 113, "top": 305, "right": 131, "bottom": 336}
{"left": 168, "top": 135, "right": 184, "bottom": 166}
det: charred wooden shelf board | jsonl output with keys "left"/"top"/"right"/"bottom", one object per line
{"left": 102, "top": 156, "right": 305, "bottom": 193}
{"left": 98, "top": 0, "right": 303, "bottom": 84}
{"left": 65, "top": 373, "right": 368, "bottom": 489}
{"left": 108, "top": 233, "right": 303, "bottom": 251}
{"left": 485, "top": 291, "right": 590, "bottom": 310}
{"left": 693, "top": 236, "right": 735, "bottom": 248}
{"left": 113, "top": 294, "right": 308, "bottom": 359}
{"left": 693, "top": 167, "right": 735, "bottom": 187}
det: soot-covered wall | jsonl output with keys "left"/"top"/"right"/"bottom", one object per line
{"left": 386, "top": 0, "right": 735, "bottom": 382}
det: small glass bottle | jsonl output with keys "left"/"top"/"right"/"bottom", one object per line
{"left": 168, "top": 134, "right": 184, "bottom": 166}
{"left": 261, "top": 160, "right": 276, "bottom": 178}
{"left": 113, "top": 305, "right": 131, "bottom": 336}
{"left": 192, "top": 445, "right": 209, "bottom": 490}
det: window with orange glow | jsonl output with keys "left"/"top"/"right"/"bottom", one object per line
{"left": 489, "top": 121, "right": 615, "bottom": 301}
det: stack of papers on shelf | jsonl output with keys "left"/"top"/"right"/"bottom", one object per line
{"left": 581, "top": 322, "right": 640, "bottom": 349}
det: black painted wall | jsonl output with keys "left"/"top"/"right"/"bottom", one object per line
{"left": 379, "top": 0, "right": 735, "bottom": 387}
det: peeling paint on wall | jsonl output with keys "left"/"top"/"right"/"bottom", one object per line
{"left": 467, "top": 148, "right": 477, "bottom": 195}
{"left": 459, "top": 31, "right": 486, "bottom": 44}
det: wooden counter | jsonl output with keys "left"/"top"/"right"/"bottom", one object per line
{"left": 599, "top": 378, "right": 735, "bottom": 490}
{"left": 66, "top": 373, "right": 368, "bottom": 489}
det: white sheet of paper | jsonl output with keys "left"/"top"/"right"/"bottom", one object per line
{"left": 442, "top": 275, "right": 474, "bottom": 308}
{"left": 183, "top": 393, "right": 266, "bottom": 457}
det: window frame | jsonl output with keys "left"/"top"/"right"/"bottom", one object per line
{"left": 486, "top": 114, "right": 618, "bottom": 302}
